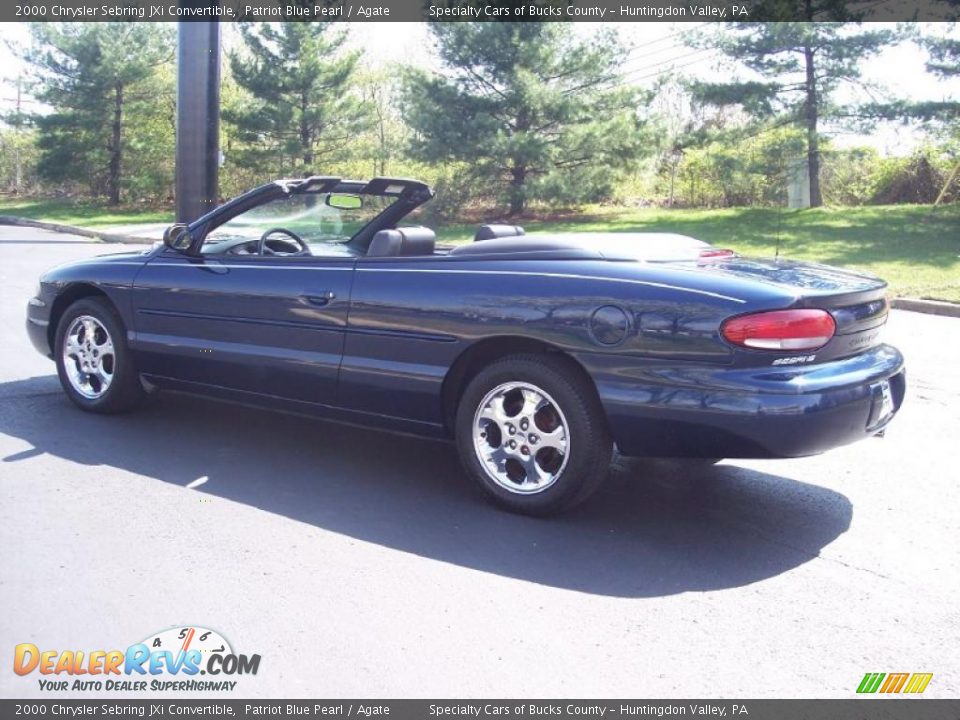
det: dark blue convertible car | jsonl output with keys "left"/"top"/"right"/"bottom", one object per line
{"left": 26, "top": 176, "right": 905, "bottom": 514}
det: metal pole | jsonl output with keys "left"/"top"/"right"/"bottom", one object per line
{"left": 175, "top": 21, "right": 221, "bottom": 224}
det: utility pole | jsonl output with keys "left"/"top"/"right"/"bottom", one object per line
{"left": 175, "top": 20, "right": 221, "bottom": 224}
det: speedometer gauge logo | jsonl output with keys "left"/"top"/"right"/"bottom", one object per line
{"left": 142, "top": 626, "right": 234, "bottom": 665}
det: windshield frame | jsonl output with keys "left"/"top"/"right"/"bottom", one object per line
{"left": 181, "top": 177, "right": 434, "bottom": 257}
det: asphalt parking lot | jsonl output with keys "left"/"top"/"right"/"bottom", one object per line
{"left": 0, "top": 226, "right": 957, "bottom": 698}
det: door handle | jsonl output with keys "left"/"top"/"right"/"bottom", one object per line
{"left": 304, "top": 292, "right": 336, "bottom": 306}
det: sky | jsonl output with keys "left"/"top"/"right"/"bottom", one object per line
{"left": 1, "top": 21, "right": 958, "bottom": 155}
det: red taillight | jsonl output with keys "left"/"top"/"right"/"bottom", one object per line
{"left": 721, "top": 309, "right": 836, "bottom": 351}
{"left": 699, "top": 248, "right": 735, "bottom": 259}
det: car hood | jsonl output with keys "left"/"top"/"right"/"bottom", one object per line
{"left": 41, "top": 248, "right": 152, "bottom": 282}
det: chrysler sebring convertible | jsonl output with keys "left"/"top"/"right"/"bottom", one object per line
{"left": 25, "top": 176, "right": 905, "bottom": 514}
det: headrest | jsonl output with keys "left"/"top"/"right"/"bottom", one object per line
{"left": 474, "top": 224, "right": 525, "bottom": 242}
{"left": 367, "top": 226, "right": 436, "bottom": 257}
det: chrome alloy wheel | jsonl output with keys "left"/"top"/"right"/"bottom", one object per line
{"left": 472, "top": 381, "right": 570, "bottom": 494}
{"left": 62, "top": 315, "right": 115, "bottom": 399}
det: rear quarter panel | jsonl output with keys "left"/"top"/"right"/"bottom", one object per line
{"left": 340, "top": 256, "right": 790, "bottom": 430}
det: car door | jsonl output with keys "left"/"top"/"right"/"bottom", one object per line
{"left": 130, "top": 249, "right": 354, "bottom": 406}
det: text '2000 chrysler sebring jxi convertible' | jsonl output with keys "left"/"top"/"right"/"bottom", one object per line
{"left": 26, "top": 176, "right": 905, "bottom": 514}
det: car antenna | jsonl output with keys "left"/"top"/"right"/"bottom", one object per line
{"left": 775, "top": 156, "right": 789, "bottom": 260}
{"left": 775, "top": 202, "right": 783, "bottom": 260}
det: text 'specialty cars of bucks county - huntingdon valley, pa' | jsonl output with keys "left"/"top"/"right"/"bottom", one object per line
{"left": 25, "top": 176, "right": 905, "bottom": 515}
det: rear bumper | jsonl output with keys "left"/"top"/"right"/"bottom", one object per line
{"left": 582, "top": 344, "right": 906, "bottom": 459}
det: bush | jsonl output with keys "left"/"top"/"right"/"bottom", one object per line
{"left": 871, "top": 151, "right": 954, "bottom": 205}
{"left": 820, "top": 147, "right": 882, "bottom": 206}
{"left": 417, "top": 168, "right": 482, "bottom": 225}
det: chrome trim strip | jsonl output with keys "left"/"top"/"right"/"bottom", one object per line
{"left": 356, "top": 267, "right": 746, "bottom": 304}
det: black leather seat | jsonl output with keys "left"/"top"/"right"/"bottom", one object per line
{"left": 474, "top": 224, "right": 525, "bottom": 241}
{"left": 367, "top": 227, "right": 436, "bottom": 257}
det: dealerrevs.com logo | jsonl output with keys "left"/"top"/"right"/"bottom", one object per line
{"left": 13, "top": 626, "right": 261, "bottom": 693}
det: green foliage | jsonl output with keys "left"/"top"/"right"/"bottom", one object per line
{"left": 820, "top": 146, "right": 882, "bottom": 205}
{"left": 663, "top": 126, "right": 805, "bottom": 207}
{"left": 402, "top": 23, "right": 650, "bottom": 215}
{"left": 0, "top": 127, "right": 41, "bottom": 192}
{"left": 19, "top": 23, "right": 174, "bottom": 203}
{"left": 871, "top": 149, "right": 956, "bottom": 204}
{"left": 864, "top": 27, "right": 959, "bottom": 124}
{"left": 415, "top": 165, "right": 481, "bottom": 226}
{"left": 924, "top": 27, "right": 960, "bottom": 78}
{"left": 224, "top": 22, "right": 369, "bottom": 176}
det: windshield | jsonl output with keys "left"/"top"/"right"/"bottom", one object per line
{"left": 204, "top": 191, "right": 398, "bottom": 247}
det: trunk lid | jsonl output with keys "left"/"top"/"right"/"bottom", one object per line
{"left": 679, "top": 256, "right": 890, "bottom": 361}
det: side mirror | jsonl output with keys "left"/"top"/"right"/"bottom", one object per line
{"left": 326, "top": 193, "right": 363, "bottom": 210}
{"left": 162, "top": 223, "right": 192, "bottom": 251}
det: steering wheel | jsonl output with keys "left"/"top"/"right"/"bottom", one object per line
{"left": 256, "top": 228, "right": 309, "bottom": 257}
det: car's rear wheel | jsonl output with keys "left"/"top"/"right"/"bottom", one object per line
{"left": 455, "top": 354, "right": 612, "bottom": 515}
{"left": 55, "top": 297, "right": 144, "bottom": 414}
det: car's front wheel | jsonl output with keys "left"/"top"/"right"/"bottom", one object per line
{"left": 55, "top": 296, "right": 144, "bottom": 414}
{"left": 455, "top": 354, "right": 612, "bottom": 515}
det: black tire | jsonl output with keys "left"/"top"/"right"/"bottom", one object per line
{"left": 454, "top": 353, "right": 613, "bottom": 515}
{"left": 54, "top": 296, "right": 144, "bottom": 414}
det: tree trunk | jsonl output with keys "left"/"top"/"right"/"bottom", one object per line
{"left": 803, "top": 44, "right": 823, "bottom": 208}
{"left": 108, "top": 81, "right": 123, "bottom": 206}
{"left": 508, "top": 166, "right": 526, "bottom": 216}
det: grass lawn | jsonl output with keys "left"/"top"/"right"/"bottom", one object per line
{"left": 2, "top": 196, "right": 957, "bottom": 302}
{"left": 0, "top": 196, "right": 173, "bottom": 228}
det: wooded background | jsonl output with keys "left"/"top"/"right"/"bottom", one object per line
{"left": 1, "top": 18, "right": 958, "bottom": 218}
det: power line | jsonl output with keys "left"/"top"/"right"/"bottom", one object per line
{"left": 620, "top": 47, "right": 719, "bottom": 79}
{"left": 616, "top": 24, "right": 711, "bottom": 72}
{"left": 623, "top": 23, "right": 709, "bottom": 56}
{"left": 616, "top": 50, "right": 725, "bottom": 85}
{"left": 622, "top": 40, "right": 695, "bottom": 67}
{"left": 0, "top": 97, "right": 41, "bottom": 105}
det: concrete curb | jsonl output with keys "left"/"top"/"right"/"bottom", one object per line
{"left": 892, "top": 297, "right": 960, "bottom": 318}
{"left": 0, "top": 215, "right": 156, "bottom": 245}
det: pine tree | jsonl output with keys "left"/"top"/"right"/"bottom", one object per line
{"left": 924, "top": 26, "right": 959, "bottom": 80}
{"left": 690, "top": 20, "right": 899, "bottom": 207}
{"left": 20, "top": 23, "right": 172, "bottom": 204}
{"left": 225, "top": 22, "right": 368, "bottom": 175}
{"left": 403, "top": 23, "right": 648, "bottom": 215}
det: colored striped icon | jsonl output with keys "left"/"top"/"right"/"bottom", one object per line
{"left": 857, "top": 672, "right": 933, "bottom": 694}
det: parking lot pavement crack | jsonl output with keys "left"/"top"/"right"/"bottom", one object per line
{"left": 813, "top": 554, "right": 894, "bottom": 582}
{"left": 739, "top": 525, "right": 896, "bottom": 583}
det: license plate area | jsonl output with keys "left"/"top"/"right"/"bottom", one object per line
{"left": 878, "top": 380, "right": 894, "bottom": 421}
{"left": 867, "top": 377, "right": 898, "bottom": 430}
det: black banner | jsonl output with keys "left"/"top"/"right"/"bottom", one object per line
{"left": 2, "top": 701, "right": 960, "bottom": 720}
{"left": 3, "top": 0, "right": 956, "bottom": 22}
